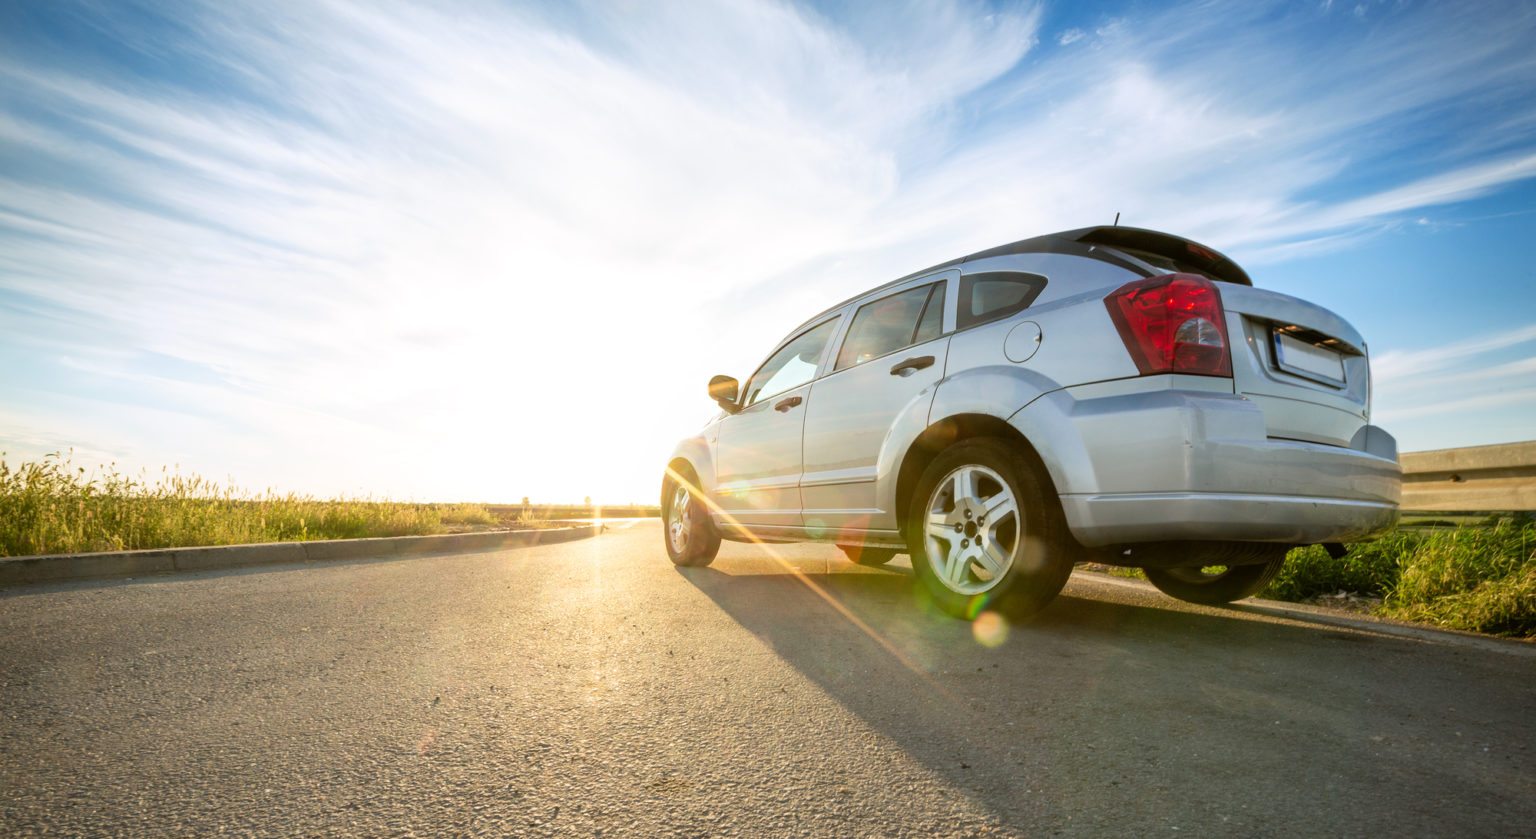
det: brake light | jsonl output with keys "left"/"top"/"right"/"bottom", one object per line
{"left": 1104, "top": 273, "right": 1232, "bottom": 377}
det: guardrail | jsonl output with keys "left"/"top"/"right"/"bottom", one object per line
{"left": 1401, "top": 440, "right": 1536, "bottom": 511}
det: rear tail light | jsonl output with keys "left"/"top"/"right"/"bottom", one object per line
{"left": 1104, "top": 273, "right": 1232, "bottom": 377}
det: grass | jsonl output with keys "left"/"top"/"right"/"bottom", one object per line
{"left": 7, "top": 452, "right": 1530, "bottom": 638}
{"left": 436, "top": 503, "right": 499, "bottom": 527}
{"left": 1263, "top": 518, "right": 1534, "bottom": 638}
{"left": 1085, "top": 516, "right": 1536, "bottom": 638}
{"left": 0, "top": 452, "right": 512, "bottom": 558}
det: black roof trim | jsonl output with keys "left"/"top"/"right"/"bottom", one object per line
{"left": 797, "top": 226, "right": 1251, "bottom": 332}
{"left": 1057, "top": 226, "right": 1252, "bottom": 286}
{"left": 887, "top": 225, "right": 1250, "bottom": 287}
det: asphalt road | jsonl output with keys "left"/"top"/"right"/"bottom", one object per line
{"left": 2, "top": 521, "right": 1532, "bottom": 837}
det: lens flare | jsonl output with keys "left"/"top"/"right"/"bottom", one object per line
{"left": 664, "top": 465, "right": 953, "bottom": 694}
{"left": 972, "top": 610, "right": 1008, "bottom": 647}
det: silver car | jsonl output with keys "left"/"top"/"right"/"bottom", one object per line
{"left": 661, "top": 226, "right": 1402, "bottom": 619}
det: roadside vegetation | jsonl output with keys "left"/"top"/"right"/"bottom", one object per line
{"left": 1266, "top": 516, "right": 1535, "bottom": 638}
{"left": 0, "top": 453, "right": 513, "bottom": 558}
{"left": 6, "top": 454, "right": 1530, "bottom": 638}
{"left": 1100, "top": 517, "right": 1535, "bottom": 639}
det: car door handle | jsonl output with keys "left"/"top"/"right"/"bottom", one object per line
{"left": 774, "top": 396, "right": 803, "bottom": 412}
{"left": 890, "top": 355, "right": 935, "bottom": 376}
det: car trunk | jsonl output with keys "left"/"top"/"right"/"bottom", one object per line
{"left": 1217, "top": 284, "right": 1372, "bottom": 449}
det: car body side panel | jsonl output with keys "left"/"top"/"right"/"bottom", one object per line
{"left": 944, "top": 285, "right": 1145, "bottom": 395}
{"left": 863, "top": 381, "right": 948, "bottom": 532}
{"left": 665, "top": 433, "right": 718, "bottom": 497}
{"left": 927, "top": 365, "right": 1061, "bottom": 429}
{"left": 886, "top": 364, "right": 1063, "bottom": 529}
{"left": 801, "top": 336, "right": 950, "bottom": 532}
{"left": 713, "top": 383, "right": 811, "bottom": 528}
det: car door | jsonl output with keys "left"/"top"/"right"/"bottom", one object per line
{"left": 800, "top": 272, "right": 955, "bottom": 533}
{"left": 712, "top": 316, "right": 841, "bottom": 530}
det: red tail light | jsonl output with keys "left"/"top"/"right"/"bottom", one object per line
{"left": 1104, "top": 273, "right": 1232, "bottom": 377}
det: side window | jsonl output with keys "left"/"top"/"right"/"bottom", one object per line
{"left": 834, "top": 282, "right": 945, "bottom": 372}
{"left": 744, "top": 318, "right": 840, "bottom": 407}
{"left": 958, "top": 272, "right": 1046, "bottom": 329}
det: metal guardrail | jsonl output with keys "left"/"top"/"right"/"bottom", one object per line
{"left": 1400, "top": 440, "right": 1536, "bottom": 511}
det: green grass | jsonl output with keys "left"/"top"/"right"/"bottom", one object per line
{"left": 1261, "top": 539, "right": 1403, "bottom": 603}
{"left": 0, "top": 452, "right": 508, "bottom": 558}
{"left": 436, "top": 503, "right": 499, "bottom": 527}
{"left": 1083, "top": 518, "right": 1535, "bottom": 639}
{"left": 1265, "top": 520, "right": 1535, "bottom": 638}
{"left": 1373, "top": 520, "right": 1536, "bottom": 638}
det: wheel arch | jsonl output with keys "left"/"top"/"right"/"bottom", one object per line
{"left": 661, "top": 457, "right": 697, "bottom": 508}
{"left": 662, "top": 437, "right": 714, "bottom": 509}
{"left": 893, "top": 413, "right": 1060, "bottom": 533}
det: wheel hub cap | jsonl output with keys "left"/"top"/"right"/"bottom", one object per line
{"left": 668, "top": 486, "right": 692, "bottom": 553}
{"left": 922, "top": 465, "right": 1022, "bottom": 596}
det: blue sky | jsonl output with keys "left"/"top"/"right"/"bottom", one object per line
{"left": 1, "top": 0, "right": 1533, "bottom": 503}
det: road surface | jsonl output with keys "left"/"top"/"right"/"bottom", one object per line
{"left": 2, "top": 521, "right": 1532, "bottom": 837}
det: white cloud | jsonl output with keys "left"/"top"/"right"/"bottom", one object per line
{"left": 1, "top": 0, "right": 1533, "bottom": 500}
{"left": 1371, "top": 323, "right": 1536, "bottom": 448}
{"left": 1372, "top": 323, "right": 1536, "bottom": 384}
{"left": 0, "top": 0, "right": 1044, "bottom": 501}
{"left": 1377, "top": 386, "right": 1536, "bottom": 422}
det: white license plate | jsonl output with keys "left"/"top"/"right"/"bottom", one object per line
{"left": 1273, "top": 331, "right": 1346, "bottom": 385}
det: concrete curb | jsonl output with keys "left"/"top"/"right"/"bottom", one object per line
{"left": 0, "top": 525, "right": 601, "bottom": 587}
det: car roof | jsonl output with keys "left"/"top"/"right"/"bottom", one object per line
{"left": 794, "top": 226, "right": 1252, "bottom": 331}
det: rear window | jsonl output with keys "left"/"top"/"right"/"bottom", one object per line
{"left": 958, "top": 272, "right": 1046, "bottom": 329}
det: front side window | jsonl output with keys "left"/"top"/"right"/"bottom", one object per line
{"left": 834, "top": 282, "right": 944, "bottom": 372}
{"left": 958, "top": 271, "right": 1046, "bottom": 329}
{"left": 744, "top": 318, "right": 839, "bottom": 406}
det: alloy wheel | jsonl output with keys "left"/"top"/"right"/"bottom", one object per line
{"left": 922, "top": 464, "right": 1021, "bottom": 595}
{"left": 667, "top": 485, "right": 692, "bottom": 555}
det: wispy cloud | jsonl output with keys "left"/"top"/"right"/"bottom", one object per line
{"left": 1, "top": 0, "right": 1533, "bottom": 498}
{"left": 0, "top": 0, "right": 1044, "bottom": 499}
{"left": 1371, "top": 323, "right": 1536, "bottom": 447}
{"left": 1373, "top": 323, "right": 1536, "bottom": 384}
{"left": 1377, "top": 387, "right": 1536, "bottom": 422}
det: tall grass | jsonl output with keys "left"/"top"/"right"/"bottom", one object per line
{"left": 433, "top": 503, "right": 495, "bottom": 526}
{"left": 0, "top": 453, "right": 502, "bottom": 557}
{"left": 1378, "top": 520, "right": 1535, "bottom": 638}
{"left": 1265, "top": 519, "right": 1536, "bottom": 638}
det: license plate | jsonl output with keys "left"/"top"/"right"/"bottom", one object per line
{"left": 1273, "top": 330, "right": 1346, "bottom": 386}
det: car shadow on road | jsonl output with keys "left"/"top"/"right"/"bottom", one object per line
{"left": 674, "top": 562, "right": 1535, "bottom": 835}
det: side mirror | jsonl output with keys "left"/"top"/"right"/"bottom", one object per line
{"left": 708, "top": 375, "right": 741, "bottom": 414}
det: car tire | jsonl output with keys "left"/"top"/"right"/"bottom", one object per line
{"left": 663, "top": 473, "right": 721, "bottom": 567}
{"left": 905, "top": 438, "right": 1072, "bottom": 621}
{"left": 839, "top": 545, "right": 900, "bottom": 566}
{"left": 1142, "top": 548, "right": 1287, "bottom": 605}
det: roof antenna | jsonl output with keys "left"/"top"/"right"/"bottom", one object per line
{"left": 1113, "top": 212, "right": 1120, "bottom": 227}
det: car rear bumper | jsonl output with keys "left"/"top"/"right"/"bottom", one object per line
{"left": 1010, "top": 385, "right": 1403, "bottom": 548}
{"left": 1059, "top": 491, "right": 1400, "bottom": 546}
